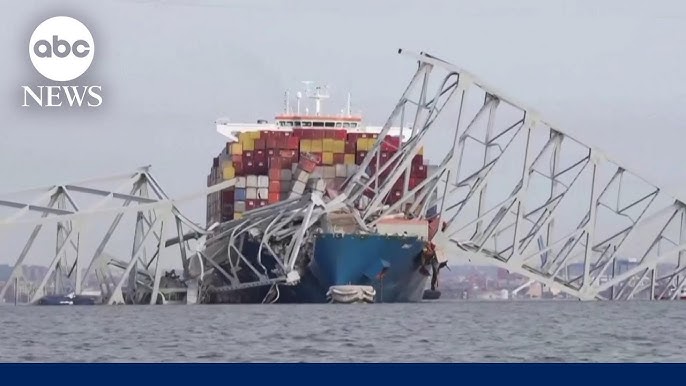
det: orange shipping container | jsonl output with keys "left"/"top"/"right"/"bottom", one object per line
{"left": 268, "top": 192, "right": 281, "bottom": 204}
{"left": 269, "top": 180, "right": 281, "bottom": 193}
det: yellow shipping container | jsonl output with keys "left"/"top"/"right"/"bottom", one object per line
{"left": 223, "top": 165, "right": 235, "bottom": 180}
{"left": 322, "top": 138, "right": 334, "bottom": 152}
{"left": 333, "top": 140, "right": 345, "bottom": 153}
{"left": 242, "top": 138, "right": 255, "bottom": 151}
{"left": 230, "top": 143, "right": 243, "bottom": 155}
{"left": 249, "top": 131, "right": 261, "bottom": 139}
{"left": 322, "top": 152, "right": 334, "bottom": 165}
{"left": 366, "top": 138, "right": 377, "bottom": 150}
{"left": 300, "top": 139, "right": 312, "bottom": 152}
{"left": 418, "top": 146, "right": 424, "bottom": 155}
{"left": 344, "top": 154, "right": 356, "bottom": 165}
{"left": 238, "top": 132, "right": 252, "bottom": 143}
{"left": 356, "top": 138, "right": 368, "bottom": 151}
{"left": 234, "top": 212, "right": 244, "bottom": 220}
{"left": 311, "top": 139, "right": 323, "bottom": 152}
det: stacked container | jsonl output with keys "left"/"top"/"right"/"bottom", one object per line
{"left": 207, "top": 127, "right": 428, "bottom": 225}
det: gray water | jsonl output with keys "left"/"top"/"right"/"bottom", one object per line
{"left": 1, "top": 300, "right": 685, "bottom": 362}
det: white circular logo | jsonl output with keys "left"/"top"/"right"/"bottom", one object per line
{"left": 29, "top": 16, "right": 94, "bottom": 82}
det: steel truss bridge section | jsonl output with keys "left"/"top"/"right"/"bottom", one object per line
{"left": 0, "top": 167, "right": 235, "bottom": 305}
{"left": 344, "top": 48, "right": 686, "bottom": 301}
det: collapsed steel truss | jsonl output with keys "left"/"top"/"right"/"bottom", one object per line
{"left": 0, "top": 167, "right": 234, "bottom": 305}
{"left": 369, "top": 49, "right": 686, "bottom": 300}
{"left": 3, "top": 49, "right": 684, "bottom": 303}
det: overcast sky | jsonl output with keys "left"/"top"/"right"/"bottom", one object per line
{"left": 1, "top": 0, "right": 686, "bottom": 265}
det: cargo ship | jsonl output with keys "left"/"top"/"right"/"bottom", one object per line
{"left": 204, "top": 84, "right": 440, "bottom": 303}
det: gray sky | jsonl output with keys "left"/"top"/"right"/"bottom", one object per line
{"left": 1, "top": 0, "right": 686, "bottom": 264}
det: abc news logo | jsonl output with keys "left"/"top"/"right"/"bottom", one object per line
{"left": 22, "top": 16, "right": 102, "bottom": 108}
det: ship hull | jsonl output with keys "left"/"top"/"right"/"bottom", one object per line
{"left": 208, "top": 233, "right": 429, "bottom": 304}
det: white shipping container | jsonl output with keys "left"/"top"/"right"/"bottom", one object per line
{"left": 246, "top": 188, "right": 258, "bottom": 200}
{"left": 247, "top": 175, "right": 258, "bottom": 188}
{"left": 280, "top": 169, "right": 292, "bottom": 181}
{"left": 315, "top": 179, "right": 326, "bottom": 192}
{"left": 292, "top": 180, "right": 306, "bottom": 194}
{"left": 346, "top": 164, "right": 358, "bottom": 177}
{"left": 258, "top": 188, "right": 269, "bottom": 199}
{"left": 257, "top": 175, "right": 269, "bottom": 188}
{"left": 236, "top": 176, "right": 246, "bottom": 188}
{"left": 311, "top": 167, "right": 323, "bottom": 179}
{"left": 234, "top": 201, "right": 246, "bottom": 213}
{"left": 323, "top": 166, "right": 336, "bottom": 179}
{"left": 295, "top": 169, "right": 309, "bottom": 183}
{"left": 335, "top": 164, "right": 347, "bottom": 178}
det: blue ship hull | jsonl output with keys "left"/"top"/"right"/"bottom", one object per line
{"left": 211, "top": 233, "right": 430, "bottom": 303}
{"left": 285, "top": 234, "right": 429, "bottom": 303}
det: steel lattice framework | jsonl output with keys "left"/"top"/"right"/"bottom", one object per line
{"left": 3, "top": 49, "right": 684, "bottom": 304}
{"left": 350, "top": 49, "right": 686, "bottom": 300}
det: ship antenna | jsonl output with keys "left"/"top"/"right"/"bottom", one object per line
{"left": 346, "top": 92, "right": 351, "bottom": 117}
{"left": 284, "top": 90, "right": 290, "bottom": 114}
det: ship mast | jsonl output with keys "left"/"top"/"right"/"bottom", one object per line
{"left": 303, "top": 81, "right": 330, "bottom": 116}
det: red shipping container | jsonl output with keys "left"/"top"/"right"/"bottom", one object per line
{"left": 244, "top": 151, "right": 254, "bottom": 159}
{"left": 231, "top": 155, "right": 242, "bottom": 163}
{"left": 299, "top": 154, "right": 318, "bottom": 173}
{"left": 333, "top": 129, "right": 347, "bottom": 140}
{"left": 268, "top": 168, "right": 280, "bottom": 181}
{"left": 259, "top": 200, "right": 268, "bottom": 207}
{"left": 412, "top": 154, "right": 423, "bottom": 165}
{"left": 256, "top": 161, "right": 268, "bottom": 174}
{"left": 254, "top": 152, "right": 267, "bottom": 163}
{"left": 323, "top": 130, "right": 334, "bottom": 139}
{"left": 286, "top": 137, "right": 300, "bottom": 150}
{"left": 266, "top": 138, "right": 279, "bottom": 150}
{"left": 279, "top": 149, "right": 296, "bottom": 158}
{"left": 356, "top": 151, "right": 367, "bottom": 165}
{"left": 333, "top": 153, "right": 345, "bottom": 164}
{"left": 246, "top": 200, "right": 257, "bottom": 210}
{"left": 345, "top": 140, "right": 357, "bottom": 154}
{"left": 221, "top": 189, "right": 235, "bottom": 203}
{"left": 234, "top": 161, "right": 244, "bottom": 175}
{"left": 300, "top": 130, "right": 313, "bottom": 139}
{"left": 269, "top": 180, "right": 281, "bottom": 193}
{"left": 268, "top": 192, "right": 281, "bottom": 204}
{"left": 292, "top": 128, "right": 303, "bottom": 138}
{"left": 254, "top": 139, "right": 266, "bottom": 150}
{"left": 267, "top": 149, "right": 276, "bottom": 156}
{"left": 412, "top": 164, "right": 428, "bottom": 178}
{"left": 381, "top": 136, "right": 401, "bottom": 152}
{"left": 310, "top": 152, "right": 322, "bottom": 165}
{"left": 268, "top": 156, "right": 280, "bottom": 168}
{"left": 283, "top": 131, "right": 292, "bottom": 137}
{"left": 409, "top": 177, "right": 421, "bottom": 190}
{"left": 311, "top": 130, "right": 325, "bottom": 140}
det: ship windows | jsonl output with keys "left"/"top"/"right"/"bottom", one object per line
{"left": 286, "top": 121, "right": 294, "bottom": 126}
{"left": 335, "top": 122, "right": 342, "bottom": 127}
{"left": 294, "top": 121, "right": 301, "bottom": 126}
{"left": 351, "top": 123, "right": 358, "bottom": 128}
{"left": 325, "top": 122, "right": 335, "bottom": 127}
{"left": 343, "top": 122, "right": 350, "bottom": 128}
{"left": 302, "top": 121, "right": 312, "bottom": 127}
{"left": 313, "top": 121, "right": 324, "bottom": 127}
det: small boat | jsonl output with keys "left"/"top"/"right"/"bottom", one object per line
{"left": 326, "top": 285, "right": 376, "bottom": 304}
